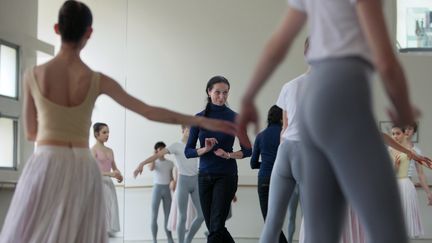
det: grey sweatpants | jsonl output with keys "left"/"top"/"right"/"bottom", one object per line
{"left": 259, "top": 140, "right": 303, "bottom": 243}
{"left": 299, "top": 57, "right": 408, "bottom": 243}
{"left": 151, "top": 184, "right": 174, "bottom": 243}
{"left": 176, "top": 174, "right": 204, "bottom": 243}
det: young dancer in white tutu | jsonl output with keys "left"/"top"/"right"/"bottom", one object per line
{"left": 0, "top": 1, "right": 235, "bottom": 242}
{"left": 390, "top": 125, "right": 425, "bottom": 238}
{"left": 403, "top": 123, "right": 432, "bottom": 205}
{"left": 91, "top": 122, "right": 123, "bottom": 237}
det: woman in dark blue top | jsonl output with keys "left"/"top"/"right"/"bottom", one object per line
{"left": 250, "top": 105, "right": 287, "bottom": 243}
{"left": 185, "top": 76, "right": 251, "bottom": 243}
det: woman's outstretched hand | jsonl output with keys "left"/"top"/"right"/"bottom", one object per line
{"left": 414, "top": 155, "right": 432, "bottom": 170}
{"left": 133, "top": 164, "right": 144, "bottom": 178}
{"left": 236, "top": 99, "right": 258, "bottom": 149}
{"left": 204, "top": 138, "right": 218, "bottom": 153}
{"left": 198, "top": 117, "right": 237, "bottom": 136}
{"left": 214, "top": 148, "right": 229, "bottom": 159}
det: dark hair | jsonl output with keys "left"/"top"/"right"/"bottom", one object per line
{"left": 58, "top": 0, "right": 93, "bottom": 43}
{"left": 154, "top": 141, "right": 166, "bottom": 150}
{"left": 93, "top": 122, "right": 108, "bottom": 137}
{"left": 402, "top": 122, "right": 418, "bottom": 134}
{"left": 203, "top": 76, "right": 230, "bottom": 117}
{"left": 391, "top": 124, "right": 403, "bottom": 131}
{"left": 267, "top": 105, "right": 282, "bottom": 126}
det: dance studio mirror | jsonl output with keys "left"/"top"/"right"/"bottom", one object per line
{"left": 2, "top": 0, "right": 432, "bottom": 242}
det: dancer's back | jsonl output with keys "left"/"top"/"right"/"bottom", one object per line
{"left": 27, "top": 59, "right": 99, "bottom": 146}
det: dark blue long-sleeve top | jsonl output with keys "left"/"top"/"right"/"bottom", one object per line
{"left": 184, "top": 103, "right": 252, "bottom": 175}
{"left": 250, "top": 123, "right": 282, "bottom": 177}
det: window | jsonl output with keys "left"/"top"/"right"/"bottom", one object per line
{"left": 0, "top": 116, "right": 18, "bottom": 169}
{"left": 397, "top": 0, "right": 432, "bottom": 52}
{"left": 0, "top": 40, "right": 20, "bottom": 170}
{"left": 0, "top": 40, "right": 19, "bottom": 98}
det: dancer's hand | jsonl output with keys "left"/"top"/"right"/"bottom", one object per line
{"left": 113, "top": 170, "right": 121, "bottom": 180}
{"left": 169, "top": 180, "right": 177, "bottom": 191}
{"left": 214, "top": 148, "right": 230, "bottom": 159}
{"left": 237, "top": 99, "right": 258, "bottom": 149}
{"left": 394, "top": 154, "right": 401, "bottom": 169}
{"left": 412, "top": 154, "right": 432, "bottom": 170}
{"left": 426, "top": 192, "right": 432, "bottom": 206}
{"left": 114, "top": 171, "right": 123, "bottom": 183}
{"left": 133, "top": 164, "right": 144, "bottom": 178}
{"left": 204, "top": 138, "right": 218, "bottom": 152}
{"left": 198, "top": 117, "right": 237, "bottom": 136}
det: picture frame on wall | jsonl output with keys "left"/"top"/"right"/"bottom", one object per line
{"left": 378, "top": 121, "right": 419, "bottom": 143}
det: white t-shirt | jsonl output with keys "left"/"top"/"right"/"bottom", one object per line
{"left": 288, "top": 0, "right": 372, "bottom": 63}
{"left": 153, "top": 159, "right": 174, "bottom": 185}
{"left": 167, "top": 142, "right": 198, "bottom": 176}
{"left": 276, "top": 74, "right": 306, "bottom": 141}
{"left": 408, "top": 146, "right": 421, "bottom": 178}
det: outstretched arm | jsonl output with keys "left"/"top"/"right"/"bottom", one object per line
{"left": 382, "top": 133, "right": 432, "bottom": 168}
{"left": 100, "top": 75, "right": 236, "bottom": 135}
{"left": 133, "top": 148, "right": 169, "bottom": 178}
{"left": 415, "top": 163, "right": 432, "bottom": 205}
{"left": 238, "top": 8, "right": 306, "bottom": 148}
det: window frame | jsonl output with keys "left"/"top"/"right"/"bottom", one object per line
{"left": 0, "top": 113, "right": 19, "bottom": 170}
{"left": 396, "top": 0, "right": 432, "bottom": 53}
{"left": 0, "top": 39, "right": 20, "bottom": 100}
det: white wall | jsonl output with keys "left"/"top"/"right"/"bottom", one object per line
{"left": 123, "top": 0, "right": 308, "bottom": 186}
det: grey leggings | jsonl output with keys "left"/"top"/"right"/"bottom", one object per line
{"left": 287, "top": 185, "right": 300, "bottom": 243}
{"left": 151, "top": 184, "right": 174, "bottom": 243}
{"left": 176, "top": 175, "right": 204, "bottom": 243}
{"left": 299, "top": 57, "right": 407, "bottom": 243}
{"left": 259, "top": 141, "right": 303, "bottom": 243}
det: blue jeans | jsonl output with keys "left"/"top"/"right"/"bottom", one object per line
{"left": 199, "top": 174, "right": 237, "bottom": 243}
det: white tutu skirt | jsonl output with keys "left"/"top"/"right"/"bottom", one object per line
{"left": 299, "top": 207, "right": 366, "bottom": 243}
{"left": 340, "top": 207, "right": 366, "bottom": 243}
{"left": 0, "top": 145, "right": 107, "bottom": 243}
{"left": 102, "top": 176, "right": 120, "bottom": 234}
{"left": 398, "top": 178, "right": 423, "bottom": 238}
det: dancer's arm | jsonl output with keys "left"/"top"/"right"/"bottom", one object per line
{"left": 355, "top": 0, "right": 415, "bottom": 126}
{"left": 100, "top": 75, "right": 236, "bottom": 135}
{"left": 281, "top": 111, "right": 288, "bottom": 143}
{"left": 148, "top": 162, "right": 155, "bottom": 171}
{"left": 23, "top": 71, "right": 37, "bottom": 141}
{"left": 170, "top": 167, "right": 178, "bottom": 191}
{"left": 250, "top": 133, "right": 261, "bottom": 169}
{"left": 184, "top": 125, "right": 217, "bottom": 158}
{"left": 111, "top": 149, "right": 123, "bottom": 183}
{"left": 214, "top": 137, "right": 252, "bottom": 160}
{"left": 415, "top": 163, "right": 432, "bottom": 205}
{"left": 382, "top": 133, "right": 432, "bottom": 169}
{"left": 394, "top": 154, "right": 401, "bottom": 171}
{"left": 238, "top": 8, "right": 307, "bottom": 148}
{"left": 133, "top": 149, "right": 169, "bottom": 178}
